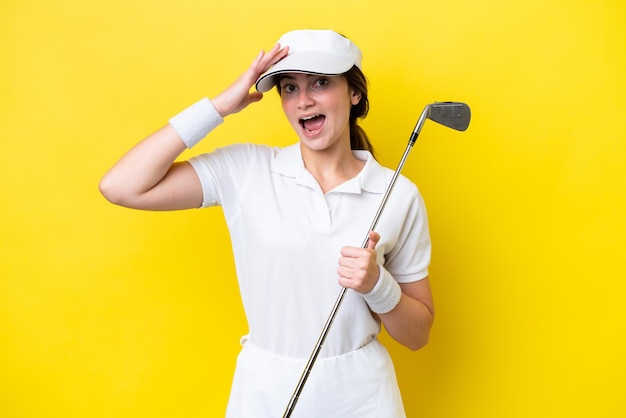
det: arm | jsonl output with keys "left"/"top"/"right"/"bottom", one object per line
{"left": 99, "top": 44, "right": 289, "bottom": 210}
{"left": 337, "top": 231, "right": 434, "bottom": 350}
{"left": 379, "top": 279, "right": 434, "bottom": 350}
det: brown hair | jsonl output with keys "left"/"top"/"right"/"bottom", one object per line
{"left": 343, "top": 65, "right": 374, "bottom": 157}
{"left": 275, "top": 66, "right": 375, "bottom": 158}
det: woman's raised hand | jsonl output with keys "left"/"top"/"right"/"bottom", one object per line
{"left": 212, "top": 43, "right": 289, "bottom": 117}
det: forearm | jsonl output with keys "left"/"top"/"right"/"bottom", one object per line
{"left": 339, "top": 235, "right": 435, "bottom": 350}
{"left": 378, "top": 285, "right": 434, "bottom": 351}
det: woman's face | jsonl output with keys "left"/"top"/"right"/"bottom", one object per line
{"left": 279, "top": 73, "right": 361, "bottom": 153}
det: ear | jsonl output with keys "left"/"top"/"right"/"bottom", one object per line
{"left": 350, "top": 89, "right": 362, "bottom": 106}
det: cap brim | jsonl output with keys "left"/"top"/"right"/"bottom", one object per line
{"left": 255, "top": 52, "right": 355, "bottom": 93}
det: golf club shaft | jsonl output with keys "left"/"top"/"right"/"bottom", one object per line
{"left": 281, "top": 106, "right": 431, "bottom": 418}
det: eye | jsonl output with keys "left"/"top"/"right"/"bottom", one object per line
{"left": 313, "top": 77, "right": 329, "bottom": 88}
{"left": 280, "top": 83, "right": 297, "bottom": 95}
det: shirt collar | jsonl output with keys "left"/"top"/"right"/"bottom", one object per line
{"left": 271, "top": 144, "right": 386, "bottom": 194}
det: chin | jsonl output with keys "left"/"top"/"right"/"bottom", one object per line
{"left": 299, "top": 138, "right": 332, "bottom": 152}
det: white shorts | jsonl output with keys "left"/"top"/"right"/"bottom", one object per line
{"left": 226, "top": 337, "right": 406, "bottom": 418}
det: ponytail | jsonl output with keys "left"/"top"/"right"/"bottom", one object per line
{"left": 344, "top": 66, "right": 375, "bottom": 158}
{"left": 349, "top": 122, "right": 373, "bottom": 156}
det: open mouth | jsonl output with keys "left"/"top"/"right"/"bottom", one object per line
{"left": 299, "top": 115, "right": 326, "bottom": 133}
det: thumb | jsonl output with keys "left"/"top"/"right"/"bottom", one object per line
{"left": 366, "top": 230, "right": 380, "bottom": 250}
{"left": 247, "top": 91, "right": 264, "bottom": 105}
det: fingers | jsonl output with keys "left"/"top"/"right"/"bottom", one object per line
{"left": 341, "top": 230, "right": 379, "bottom": 259}
{"left": 250, "top": 43, "right": 288, "bottom": 76}
{"left": 261, "top": 43, "right": 289, "bottom": 69}
{"left": 337, "top": 231, "right": 381, "bottom": 293}
{"left": 212, "top": 43, "right": 288, "bottom": 117}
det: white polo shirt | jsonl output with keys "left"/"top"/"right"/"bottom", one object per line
{"left": 188, "top": 143, "right": 431, "bottom": 359}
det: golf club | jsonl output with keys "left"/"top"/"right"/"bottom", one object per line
{"left": 282, "top": 102, "right": 471, "bottom": 418}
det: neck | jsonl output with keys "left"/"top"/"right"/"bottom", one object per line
{"left": 300, "top": 142, "right": 365, "bottom": 193}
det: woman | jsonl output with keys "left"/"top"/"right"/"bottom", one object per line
{"left": 100, "top": 29, "right": 434, "bottom": 418}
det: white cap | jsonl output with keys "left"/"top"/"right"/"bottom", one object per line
{"left": 255, "top": 29, "right": 362, "bottom": 93}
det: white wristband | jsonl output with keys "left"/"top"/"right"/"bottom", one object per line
{"left": 361, "top": 266, "right": 402, "bottom": 314}
{"left": 168, "top": 98, "right": 224, "bottom": 148}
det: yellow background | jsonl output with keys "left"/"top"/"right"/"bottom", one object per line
{"left": 1, "top": 0, "right": 625, "bottom": 417}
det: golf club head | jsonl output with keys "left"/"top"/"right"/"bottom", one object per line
{"left": 428, "top": 102, "right": 471, "bottom": 131}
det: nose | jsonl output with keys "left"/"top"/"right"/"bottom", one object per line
{"left": 297, "top": 89, "right": 314, "bottom": 109}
